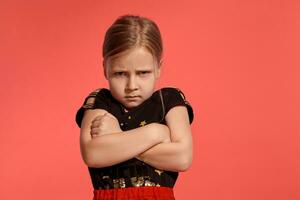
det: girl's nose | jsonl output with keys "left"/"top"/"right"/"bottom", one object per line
{"left": 126, "top": 76, "right": 138, "bottom": 91}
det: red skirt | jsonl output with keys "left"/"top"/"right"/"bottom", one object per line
{"left": 93, "top": 186, "right": 175, "bottom": 200}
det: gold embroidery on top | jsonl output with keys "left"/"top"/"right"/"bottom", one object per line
{"left": 101, "top": 176, "right": 161, "bottom": 189}
{"left": 154, "top": 169, "right": 164, "bottom": 176}
{"left": 140, "top": 120, "right": 147, "bottom": 126}
{"left": 113, "top": 179, "right": 119, "bottom": 188}
{"left": 102, "top": 175, "right": 111, "bottom": 189}
{"left": 113, "top": 178, "right": 125, "bottom": 188}
{"left": 119, "top": 178, "right": 126, "bottom": 188}
{"left": 144, "top": 176, "right": 156, "bottom": 186}
{"left": 130, "top": 176, "right": 144, "bottom": 187}
{"left": 130, "top": 176, "right": 158, "bottom": 187}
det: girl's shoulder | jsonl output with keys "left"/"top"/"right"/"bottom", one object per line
{"left": 159, "top": 87, "right": 190, "bottom": 106}
{"left": 159, "top": 87, "right": 194, "bottom": 124}
{"left": 160, "top": 87, "right": 186, "bottom": 98}
{"left": 75, "top": 88, "right": 111, "bottom": 128}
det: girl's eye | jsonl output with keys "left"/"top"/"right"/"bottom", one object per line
{"left": 114, "top": 72, "right": 126, "bottom": 76}
{"left": 138, "top": 71, "right": 150, "bottom": 75}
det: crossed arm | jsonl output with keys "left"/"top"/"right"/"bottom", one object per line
{"left": 79, "top": 98, "right": 193, "bottom": 172}
{"left": 135, "top": 106, "right": 193, "bottom": 172}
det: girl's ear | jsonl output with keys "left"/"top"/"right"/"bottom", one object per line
{"left": 155, "top": 59, "right": 163, "bottom": 79}
{"left": 159, "top": 59, "right": 163, "bottom": 67}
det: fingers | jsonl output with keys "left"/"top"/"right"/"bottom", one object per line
{"left": 101, "top": 112, "right": 116, "bottom": 119}
{"left": 104, "top": 112, "right": 114, "bottom": 117}
{"left": 93, "top": 113, "right": 107, "bottom": 121}
{"left": 92, "top": 112, "right": 116, "bottom": 123}
{"left": 90, "top": 128, "right": 98, "bottom": 136}
{"left": 90, "top": 112, "right": 109, "bottom": 129}
{"left": 91, "top": 113, "right": 107, "bottom": 124}
{"left": 90, "top": 112, "right": 118, "bottom": 130}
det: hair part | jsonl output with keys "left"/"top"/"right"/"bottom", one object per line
{"left": 102, "top": 14, "right": 163, "bottom": 67}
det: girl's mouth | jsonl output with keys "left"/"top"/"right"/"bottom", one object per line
{"left": 125, "top": 96, "right": 140, "bottom": 100}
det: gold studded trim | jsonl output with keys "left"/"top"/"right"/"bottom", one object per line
{"left": 82, "top": 88, "right": 102, "bottom": 109}
{"left": 100, "top": 175, "right": 161, "bottom": 189}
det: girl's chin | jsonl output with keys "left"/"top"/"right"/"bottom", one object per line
{"left": 121, "top": 101, "right": 143, "bottom": 109}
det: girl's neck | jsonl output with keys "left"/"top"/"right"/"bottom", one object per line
{"left": 120, "top": 104, "right": 129, "bottom": 112}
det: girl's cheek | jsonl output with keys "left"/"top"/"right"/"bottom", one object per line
{"left": 111, "top": 79, "right": 127, "bottom": 88}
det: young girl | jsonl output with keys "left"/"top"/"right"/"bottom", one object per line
{"left": 75, "top": 14, "right": 194, "bottom": 200}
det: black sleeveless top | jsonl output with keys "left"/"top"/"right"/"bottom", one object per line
{"left": 75, "top": 87, "right": 194, "bottom": 190}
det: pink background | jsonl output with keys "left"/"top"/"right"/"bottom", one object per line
{"left": 1, "top": 0, "right": 299, "bottom": 199}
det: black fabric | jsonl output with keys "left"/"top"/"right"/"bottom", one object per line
{"left": 161, "top": 87, "right": 194, "bottom": 124}
{"left": 76, "top": 87, "right": 194, "bottom": 128}
{"left": 75, "top": 89, "right": 111, "bottom": 128}
{"left": 75, "top": 87, "right": 194, "bottom": 189}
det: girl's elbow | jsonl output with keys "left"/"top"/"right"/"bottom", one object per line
{"left": 83, "top": 158, "right": 93, "bottom": 167}
{"left": 80, "top": 141, "right": 106, "bottom": 168}
{"left": 81, "top": 149, "right": 103, "bottom": 168}
{"left": 81, "top": 152, "right": 96, "bottom": 167}
{"left": 84, "top": 155, "right": 105, "bottom": 168}
{"left": 82, "top": 151, "right": 115, "bottom": 168}
{"left": 86, "top": 160, "right": 102, "bottom": 168}
{"left": 178, "top": 157, "right": 192, "bottom": 172}
{"left": 178, "top": 151, "right": 193, "bottom": 172}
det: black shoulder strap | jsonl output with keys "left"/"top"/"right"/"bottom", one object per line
{"left": 159, "top": 89, "right": 165, "bottom": 122}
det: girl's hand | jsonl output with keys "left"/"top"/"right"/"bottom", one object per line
{"left": 90, "top": 112, "right": 122, "bottom": 138}
{"left": 135, "top": 123, "right": 171, "bottom": 162}
{"left": 159, "top": 124, "right": 171, "bottom": 143}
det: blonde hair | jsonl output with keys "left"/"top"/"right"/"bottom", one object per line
{"left": 102, "top": 14, "right": 163, "bottom": 65}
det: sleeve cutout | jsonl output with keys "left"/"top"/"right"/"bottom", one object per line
{"left": 75, "top": 88, "right": 105, "bottom": 128}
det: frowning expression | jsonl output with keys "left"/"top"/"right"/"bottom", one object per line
{"left": 104, "top": 46, "right": 161, "bottom": 110}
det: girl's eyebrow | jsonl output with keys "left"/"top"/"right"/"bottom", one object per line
{"left": 112, "top": 68, "right": 126, "bottom": 71}
{"left": 110, "top": 66, "right": 126, "bottom": 71}
{"left": 136, "top": 68, "right": 153, "bottom": 71}
{"left": 112, "top": 67, "right": 153, "bottom": 71}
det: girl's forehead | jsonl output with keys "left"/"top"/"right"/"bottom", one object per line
{"left": 106, "top": 47, "right": 157, "bottom": 69}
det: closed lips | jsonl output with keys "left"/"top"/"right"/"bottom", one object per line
{"left": 126, "top": 96, "right": 139, "bottom": 98}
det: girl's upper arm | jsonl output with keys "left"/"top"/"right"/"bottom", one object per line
{"left": 162, "top": 88, "right": 194, "bottom": 143}
{"left": 165, "top": 106, "right": 192, "bottom": 143}
{"left": 80, "top": 109, "right": 107, "bottom": 145}
{"left": 75, "top": 88, "right": 110, "bottom": 128}
{"left": 75, "top": 88, "right": 109, "bottom": 143}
